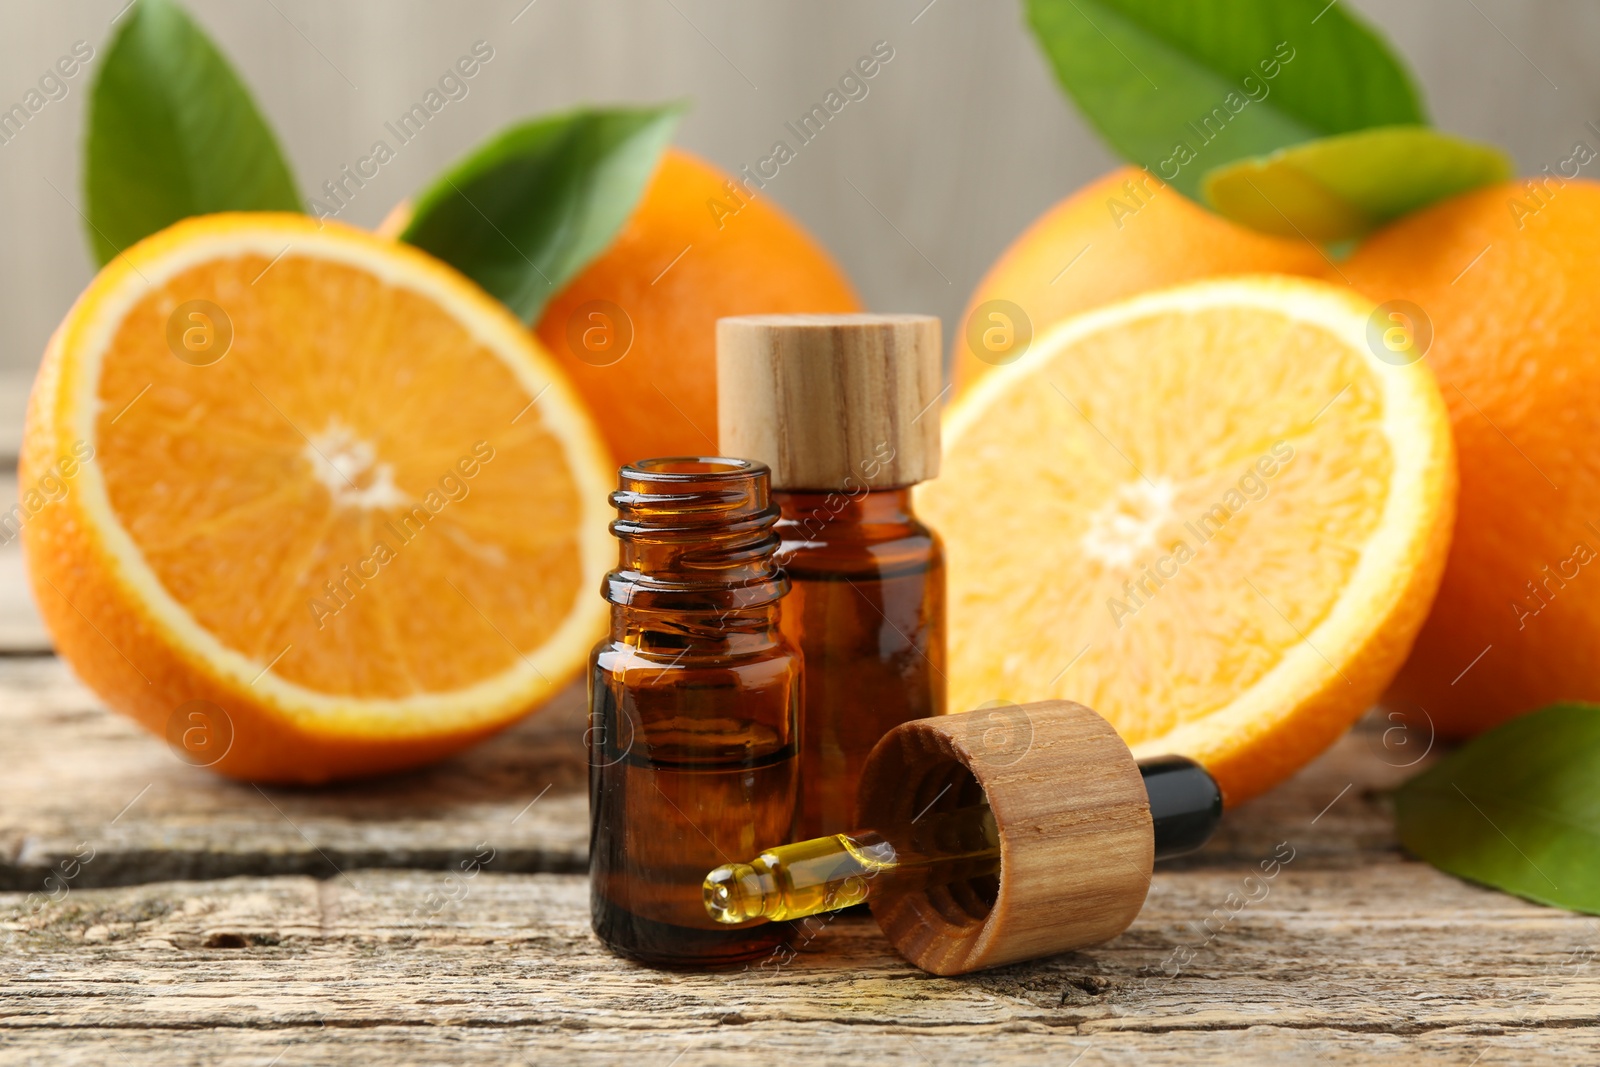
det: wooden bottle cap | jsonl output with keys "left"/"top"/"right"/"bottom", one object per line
{"left": 857, "top": 700, "right": 1153, "bottom": 976}
{"left": 716, "top": 314, "right": 942, "bottom": 491}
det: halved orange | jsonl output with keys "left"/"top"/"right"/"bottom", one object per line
{"left": 918, "top": 277, "right": 1457, "bottom": 803}
{"left": 22, "top": 213, "right": 613, "bottom": 782}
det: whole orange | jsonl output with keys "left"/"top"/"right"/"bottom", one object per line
{"left": 381, "top": 149, "right": 861, "bottom": 464}
{"left": 953, "top": 166, "right": 1326, "bottom": 394}
{"left": 1341, "top": 180, "right": 1600, "bottom": 737}
{"left": 535, "top": 148, "right": 860, "bottom": 463}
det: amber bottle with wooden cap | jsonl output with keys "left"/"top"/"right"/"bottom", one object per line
{"left": 588, "top": 457, "right": 800, "bottom": 967}
{"left": 718, "top": 313, "right": 945, "bottom": 841}
{"left": 701, "top": 700, "right": 1223, "bottom": 975}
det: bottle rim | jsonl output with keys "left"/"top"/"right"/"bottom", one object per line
{"left": 621, "top": 456, "right": 769, "bottom": 482}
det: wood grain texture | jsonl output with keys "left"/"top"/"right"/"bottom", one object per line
{"left": 717, "top": 314, "right": 941, "bottom": 489}
{"left": 0, "top": 657, "right": 590, "bottom": 891}
{"left": 4, "top": 864, "right": 1598, "bottom": 1065}
{"left": 3, "top": 616, "right": 1598, "bottom": 1059}
{"left": 0, "top": 654, "right": 1406, "bottom": 895}
{"left": 861, "top": 700, "right": 1153, "bottom": 975}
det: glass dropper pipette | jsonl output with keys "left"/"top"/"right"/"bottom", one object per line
{"left": 705, "top": 755, "right": 1222, "bottom": 925}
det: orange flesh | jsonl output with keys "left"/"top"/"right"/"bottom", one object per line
{"left": 926, "top": 304, "right": 1392, "bottom": 744}
{"left": 95, "top": 252, "right": 585, "bottom": 699}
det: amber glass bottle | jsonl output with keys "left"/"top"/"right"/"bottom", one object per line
{"left": 719, "top": 314, "right": 945, "bottom": 840}
{"left": 589, "top": 458, "right": 801, "bottom": 967}
{"left": 773, "top": 488, "right": 944, "bottom": 838}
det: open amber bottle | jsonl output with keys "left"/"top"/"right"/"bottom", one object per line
{"left": 588, "top": 458, "right": 800, "bottom": 967}
{"left": 719, "top": 314, "right": 945, "bottom": 840}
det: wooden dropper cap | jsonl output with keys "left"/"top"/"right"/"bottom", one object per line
{"left": 857, "top": 700, "right": 1154, "bottom": 976}
{"left": 716, "top": 314, "right": 942, "bottom": 490}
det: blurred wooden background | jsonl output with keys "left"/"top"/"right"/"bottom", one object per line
{"left": 0, "top": 0, "right": 1595, "bottom": 401}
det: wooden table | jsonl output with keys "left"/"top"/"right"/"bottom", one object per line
{"left": 1, "top": 461, "right": 1597, "bottom": 1065}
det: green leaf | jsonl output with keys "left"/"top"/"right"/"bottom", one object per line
{"left": 1201, "top": 126, "right": 1513, "bottom": 241}
{"left": 85, "top": 0, "right": 300, "bottom": 265}
{"left": 400, "top": 104, "right": 686, "bottom": 324}
{"left": 1395, "top": 703, "right": 1600, "bottom": 915}
{"left": 1025, "top": 0, "right": 1427, "bottom": 200}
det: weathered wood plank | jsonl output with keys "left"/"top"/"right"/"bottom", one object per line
{"left": 5, "top": 631, "right": 1597, "bottom": 1060}
{"left": 8, "top": 1029, "right": 1600, "bottom": 1067}
{"left": 0, "top": 654, "right": 1432, "bottom": 893}
{"left": 0, "top": 657, "right": 589, "bottom": 890}
{"left": 4, "top": 866, "right": 1598, "bottom": 1064}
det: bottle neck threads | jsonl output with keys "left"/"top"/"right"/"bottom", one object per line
{"left": 603, "top": 457, "right": 789, "bottom": 615}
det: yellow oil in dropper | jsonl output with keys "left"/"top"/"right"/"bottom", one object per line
{"left": 704, "top": 805, "right": 998, "bottom": 923}
{"left": 704, "top": 755, "right": 1222, "bottom": 925}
